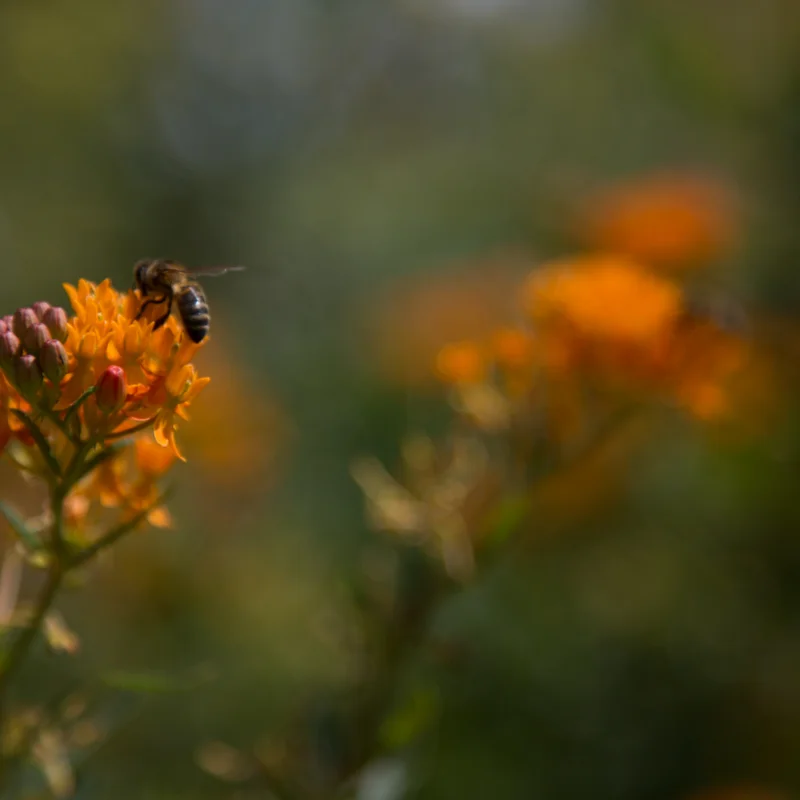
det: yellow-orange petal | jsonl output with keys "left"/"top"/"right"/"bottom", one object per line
{"left": 62, "top": 283, "right": 85, "bottom": 316}
{"left": 183, "top": 375, "right": 210, "bottom": 402}
{"left": 165, "top": 364, "right": 194, "bottom": 398}
{"left": 147, "top": 506, "right": 173, "bottom": 528}
{"left": 77, "top": 331, "right": 100, "bottom": 358}
{"left": 166, "top": 426, "right": 185, "bottom": 461}
{"left": 153, "top": 414, "right": 170, "bottom": 447}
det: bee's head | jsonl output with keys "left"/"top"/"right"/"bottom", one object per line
{"left": 133, "top": 259, "right": 152, "bottom": 291}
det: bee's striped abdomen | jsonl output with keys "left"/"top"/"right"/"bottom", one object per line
{"left": 176, "top": 283, "right": 210, "bottom": 343}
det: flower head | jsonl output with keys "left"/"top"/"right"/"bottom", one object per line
{"left": 431, "top": 255, "right": 748, "bottom": 427}
{"left": 0, "top": 279, "right": 211, "bottom": 539}
{"left": 578, "top": 171, "right": 737, "bottom": 268}
{"left": 524, "top": 255, "right": 681, "bottom": 346}
{"left": 56, "top": 278, "right": 209, "bottom": 458}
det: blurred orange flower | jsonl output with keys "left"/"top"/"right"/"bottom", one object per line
{"left": 365, "top": 252, "right": 531, "bottom": 386}
{"left": 435, "top": 341, "right": 486, "bottom": 385}
{"left": 578, "top": 171, "right": 738, "bottom": 268}
{"left": 525, "top": 255, "right": 681, "bottom": 346}
{"left": 432, "top": 255, "right": 748, "bottom": 425}
{"left": 188, "top": 333, "right": 286, "bottom": 490}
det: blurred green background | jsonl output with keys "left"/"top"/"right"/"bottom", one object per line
{"left": 2, "top": 0, "right": 800, "bottom": 797}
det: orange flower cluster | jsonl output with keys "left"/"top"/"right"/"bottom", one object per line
{"left": 578, "top": 172, "right": 737, "bottom": 269}
{"left": 61, "top": 279, "right": 209, "bottom": 459}
{"left": 435, "top": 255, "right": 747, "bottom": 423}
{"left": 0, "top": 279, "right": 210, "bottom": 536}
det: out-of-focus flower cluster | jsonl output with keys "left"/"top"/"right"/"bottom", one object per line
{"left": 356, "top": 171, "right": 752, "bottom": 579}
{"left": 577, "top": 171, "right": 738, "bottom": 269}
{"left": 436, "top": 254, "right": 748, "bottom": 425}
{"left": 0, "top": 279, "right": 210, "bottom": 544}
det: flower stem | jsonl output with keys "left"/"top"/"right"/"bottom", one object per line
{"left": 0, "top": 559, "right": 63, "bottom": 699}
{"left": 0, "top": 471, "right": 69, "bottom": 704}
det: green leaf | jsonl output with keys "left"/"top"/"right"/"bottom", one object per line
{"left": 0, "top": 501, "right": 42, "bottom": 553}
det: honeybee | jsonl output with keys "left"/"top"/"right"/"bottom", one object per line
{"left": 133, "top": 258, "right": 244, "bottom": 343}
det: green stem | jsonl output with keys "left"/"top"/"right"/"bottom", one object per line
{"left": 0, "top": 471, "right": 70, "bottom": 701}
{"left": 63, "top": 386, "right": 96, "bottom": 428}
{"left": 0, "top": 560, "right": 63, "bottom": 696}
{"left": 336, "top": 563, "right": 447, "bottom": 789}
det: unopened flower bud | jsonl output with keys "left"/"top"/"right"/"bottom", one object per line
{"left": 12, "top": 308, "right": 38, "bottom": 340}
{"left": 23, "top": 322, "right": 50, "bottom": 356}
{"left": 2, "top": 315, "right": 12, "bottom": 331}
{"left": 39, "top": 339, "right": 69, "bottom": 384}
{"left": 32, "top": 301, "right": 51, "bottom": 320}
{"left": 0, "top": 320, "right": 6, "bottom": 336}
{"left": 95, "top": 366, "right": 127, "bottom": 413}
{"left": 0, "top": 331, "right": 20, "bottom": 368}
{"left": 42, "top": 306, "right": 69, "bottom": 343}
{"left": 15, "top": 354, "right": 43, "bottom": 399}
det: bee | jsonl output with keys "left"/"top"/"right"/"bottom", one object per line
{"left": 133, "top": 258, "right": 244, "bottom": 343}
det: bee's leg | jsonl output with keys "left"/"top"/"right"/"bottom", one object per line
{"left": 152, "top": 289, "right": 174, "bottom": 330}
{"left": 135, "top": 295, "right": 168, "bottom": 321}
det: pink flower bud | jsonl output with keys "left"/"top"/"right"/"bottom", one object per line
{"left": 12, "top": 308, "right": 38, "bottom": 340}
{"left": 0, "top": 320, "right": 6, "bottom": 336}
{"left": 2, "top": 315, "right": 12, "bottom": 331}
{"left": 39, "top": 339, "right": 69, "bottom": 384}
{"left": 42, "top": 307, "right": 69, "bottom": 343}
{"left": 95, "top": 366, "right": 127, "bottom": 413}
{"left": 15, "top": 354, "right": 43, "bottom": 399}
{"left": 0, "top": 332, "right": 20, "bottom": 368}
{"left": 32, "top": 301, "right": 51, "bottom": 320}
{"left": 23, "top": 322, "right": 50, "bottom": 356}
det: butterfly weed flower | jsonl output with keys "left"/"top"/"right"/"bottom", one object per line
{"left": 355, "top": 253, "right": 750, "bottom": 580}
{"left": 0, "top": 278, "right": 212, "bottom": 729}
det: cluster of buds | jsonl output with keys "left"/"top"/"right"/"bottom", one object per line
{"left": 0, "top": 304, "right": 70, "bottom": 405}
{"left": 0, "top": 303, "right": 127, "bottom": 420}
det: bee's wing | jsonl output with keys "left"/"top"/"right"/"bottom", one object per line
{"left": 184, "top": 265, "right": 246, "bottom": 277}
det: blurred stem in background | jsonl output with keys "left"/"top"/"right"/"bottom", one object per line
{"left": 205, "top": 244, "right": 751, "bottom": 797}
